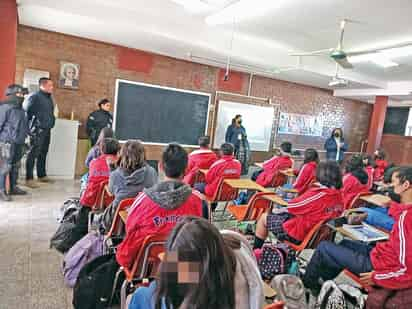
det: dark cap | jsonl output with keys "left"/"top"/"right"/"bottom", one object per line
{"left": 5, "top": 84, "right": 28, "bottom": 97}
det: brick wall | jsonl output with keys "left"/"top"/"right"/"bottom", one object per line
{"left": 15, "top": 26, "right": 372, "bottom": 161}
{"left": 381, "top": 134, "right": 412, "bottom": 165}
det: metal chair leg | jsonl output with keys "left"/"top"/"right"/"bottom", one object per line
{"left": 120, "top": 279, "right": 128, "bottom": 309}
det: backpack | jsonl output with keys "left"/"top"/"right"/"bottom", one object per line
{"left": 63, "top": 232, "right": 104, "bottom": 287}
{"left": 271, "top": 275, "right": 308, "bottom": 309}
{"left": 72, "top": 254, "right": 123, "bottom": 309}
{"left": 315, "top": 280, "right": 346, "bottom": 309}
{"left": 57, "top": 198, "right": 81, "bottom": 223}
{"left": 257, "top": 243, "right": 296, "bottom": 280}
{"left": 50, "top": 207, "right": 89, "bottom": 254}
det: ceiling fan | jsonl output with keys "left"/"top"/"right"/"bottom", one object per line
{"left": 290, "top": 19, "right": 412, "bottom": 69}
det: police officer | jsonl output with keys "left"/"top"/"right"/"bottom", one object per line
{"left": 0, "top": 84, "right": 29, "bottom": 201}
{"left": 86, "top": 98, "right": 113, "bottom": 146}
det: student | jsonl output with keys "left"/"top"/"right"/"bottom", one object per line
{"left": 292, "top": 148, "right": 319, "bottom": 194}
{"left": 374, "top": 149, "right": 389, "bottom": 181}
{"left": 254, "top": 142, "right": 293, "bottom": 188}
{"left": 100, "top": 140, "right": 158, "bottom": 232}
{"left": 303, "top": 166, "right": 412, "bottom": 293}
{"left": 116, "top": 144, "right": 202, "bottom": 269}
{"left": 254, "top": 161, "right": 343, "bottom": 248}
{"left": 362, "top": 154, "right": 376, "bottom": 190}
{"left": 80, "top": 138, "right": 120, "bottom": 208}
{"left": 128, "top": 216, "right": 264, "bottom": 309}
{"left": 86, "top": 98, "right": 113, "bottom": 146}
{"left": 85, "top": 127, "right": 114, "bottom": 168}
{"left": 183, "top": 136, "right": 217, "bottom": 186}
{"left": 341, "top": 155, "right": 369, "bottom": 209}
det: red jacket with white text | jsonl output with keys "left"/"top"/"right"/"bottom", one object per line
{"left": 204, "top": 155, "right": 241, "bottom": 198}
{"left": 293, "top": 161, "right": 317, "bottom": 194}
{"left": 341, "top": 173, "right": 370, "bottom": 209}
{"left": 183, "top": 148, "right": 217, "bottom": 186}
{"left": 371, "top": 204, "right": 412, "bottom": 289}
{"left": 256, "top": 155, "right": 293, "bottom": 187}
{"left": 116, "top": 181, "right": 202, "bottom": 268}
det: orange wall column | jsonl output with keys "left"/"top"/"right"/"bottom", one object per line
{"left": 366, "top": 96, "right": 388, "bottom": 154}
{"left": 0, "top": 0, "right": 18, "bottom": 100}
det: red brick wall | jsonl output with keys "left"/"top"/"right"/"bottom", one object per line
{"left": 15, "top": 26, "right": 372, "bottom": 160}
{"left": 381, "top": 134, "right": 412, "bottom": 165}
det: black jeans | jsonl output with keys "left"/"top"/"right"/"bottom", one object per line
{"left": 26, "top": 129, "right": 51, "bottom": 180}
{"left": 0, "top": 143, "right": 24, "bottom": 191}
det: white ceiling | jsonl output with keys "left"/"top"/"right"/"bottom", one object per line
{"left": 17, "top": 0, "right": 412, "bottom": 104}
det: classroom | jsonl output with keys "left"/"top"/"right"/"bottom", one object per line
{"left": 1, "top": 0, "right": 412, "bottom": 308}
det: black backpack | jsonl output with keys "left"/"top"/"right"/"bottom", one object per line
{"left": 73, "top": 254, "right": 123, "bottom": 309}
{"left": 258, "top": 243, "right": 296, "bottom": 280}
{"left": 50, "top": 207, "right": 89, "bottom": 254}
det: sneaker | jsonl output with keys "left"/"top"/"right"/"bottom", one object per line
{"left": 10, "top": 186, "right": 28, "bottom": 195}
{"left": 38, "top": 176, "right": 54, "bottom": 183}
{"left": 0, "top": 191, "right": 11, "bottom": 202}
{"left": 25, "top": 179, "right": 40, "bottom": 189}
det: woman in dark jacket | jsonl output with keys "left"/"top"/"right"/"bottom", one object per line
{"left": 100, "top": 140, "right": 158, "bottom": 232}
{"left": 324, "top": 128, "right": 348, "bottom": 164}
{"left": 225, "top": 114, "right": 250, "bottom": 175}
{"left": 86, "top": 98, "right": 113, "bottom": 146}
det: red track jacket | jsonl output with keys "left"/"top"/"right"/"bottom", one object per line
{"left": 183, "top": 148, "right": 217, "bottom": 186}
{"left": 256, "top": 155, "right": 293, "bottom": 187}
{"left": 341, "top": 173, "right": 370, "bottom": 209}
{"left": 80, "top": 154, "right": 117, "bottom": 208}
{"left": 284, "top": 186, "right": 343, "bottom": 241}
{"left": 204, "top": 155, "right": 241, "bottom": 198}
{"left": 371, "top": 204, "right": 412, "bottom": 289}
{"left": 293, "top": 161, "right": 317, "bottom": 194}
{"left": 365, "top": 166, "right": 375, "bottom": 190}
{"left": 116, "top": 181, "right": 202, "bottom": 268}
{"left": 374, "top": 159, "right": 388, "bottom": 181}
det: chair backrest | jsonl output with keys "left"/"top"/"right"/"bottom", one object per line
{"left": 285, "top": 219, "right": 327, "bottom": 252}
{"left": 243, "top": 192, "right": 274, "bottom": 221}
{"left": 106, "top": 197, "right": 135, "bottom": 237}
{"left": 92, "top": 180, "right": 113, "bottom": 211}
{"left": 210, "top": 177, "right": 239, "bottom": 202}
{"left": 349, "top": 191, "right": 371, "bottom": 209}
{"left": 264, "top": 301, "right": 285, "bottom": 309}
{"left": 123, "top": 233, "right": 167, "bottom": 282}
{"left": 270, "top": 172, "right": 287, "bottom": 188}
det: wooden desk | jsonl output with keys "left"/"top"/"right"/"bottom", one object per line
{"left": 280, "top": 169, "right": 295, "bottom": 177}
{"left": 360, "top": 194, "right": 391, "bottom": 207}
{"left": 255, "top": 162, "right": 264, "bottom": 169}
{"left": 119, "top": 210, "right": 128, "bottom": 223}
{"left": 199, "top": 169, "right": 209, "bottom": 175}
{"left": 327, "top": 219, "right": 389, "bottom": 242}
{"left": 261, "top": 193, "right": 288, "bottom": 207}
{"left": 281, "top": 187, "right": 298, "bottom": 194}
{"left": 224, "top": 179, "right": 269, "bottom": 192}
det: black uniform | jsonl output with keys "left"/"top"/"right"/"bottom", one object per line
{"left": 86, "top": 109, "right": 113, "bottom": 146}
{"left": 23, "top": 90, "right": 55, "bottom": 180}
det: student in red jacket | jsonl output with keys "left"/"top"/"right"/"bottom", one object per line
{"left": 80, "top": 138, "right": 119, "bottom": 208}
{"left": 341, "top": 155, "right": 370, "bottom": 209}
{"left": 253, "top": 161, "right": 343, "bottom": 249}
{"left": 293, "top": 148, "right": 319, "bottom": 194}
{"left": 303, "top": 166, "right": 412, "bottom": 293}
{"left": 374, "top": 149, "right": 389, "bottom": 181}
{"left": 116, "top": 143, "right": 203, "bottom": 269}
{"left": 183, "top": 136, "right": 217, "bottom": 186}
{"left": 362, "top": 154, "right": 376, "bottom": 190}
{"left": 254, "top": 142, "right": 293, "bottom": 187}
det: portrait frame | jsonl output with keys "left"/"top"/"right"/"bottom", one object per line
{"left": 59, "top": 61, "right": 80, "bottom": 90}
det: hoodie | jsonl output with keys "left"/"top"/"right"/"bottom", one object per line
{"left": 116, "top": 180, "right": 202, "bottom": 268}
{"left": 0, "top": 96, "right": 28, "bottom": 144}
{"left": 341, "top": 172, "right": 370, "bottom": 209}
{"left": 99, "top": 165, "right": 158, "bottom": 232}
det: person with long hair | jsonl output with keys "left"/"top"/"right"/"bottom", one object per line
{"left": 373, "top": 148, "right": 389, "bottom": 181}
{"left": 362, "top": 154, "right": 376, "bottom": 190}
{"left": 100, "top": 140, "right": 158, "bottom": 232}
{"left": 324, "top": 128, "right": 348, "bottom": 164}
{"left": 128, "top": 217, "right": 264, "bottom": 309}
{"left": 225, "top": 114, "right": 250, "bottom": 175}
{"left": 85, "top": 127, "right": 114, "bottom": 168}
{"left": 341, "top": 154, "right": 369, "bottom": 209}
{"left": 292, "top": 148, "right": 319, "bottom": 194}
{"left": 254, "top": 161, "right": 343, "bottom": 249}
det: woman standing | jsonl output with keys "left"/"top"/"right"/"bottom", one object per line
{"left": 225, "top": 114, "right": 250, "bottom": 175}
{"left": 324, "top": 128, "right": 348, "bottom": 164}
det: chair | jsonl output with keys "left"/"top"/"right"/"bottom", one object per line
{"left": 227, "top": 192, "right": 274, "bottom": 223}
{"left": 203, "top": 177, "right": 239, "bottom": 220}
{"left": 114, "top": 233, "right": 167, "bottom": 309}
{"left": 342, "top": 269, "right": 370, "bottom": 291}
{"left": 348, "top": 191, "right": 371, "bottom": 209}
{"left": 264, "top": 302, "right": 285, "bottom": 309}
{"left": 88, "top": 180, "right": 114, "bottom": 231}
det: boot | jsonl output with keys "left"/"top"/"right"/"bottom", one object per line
{"left": 0, "top": 191, "right": 11, "bottom": 202}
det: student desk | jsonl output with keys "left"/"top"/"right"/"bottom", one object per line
{"left": 199, "top": 169, "right": 209, "bottom": 175}
{"left": 261, "top": 193, "right": 288, "bottom": 207}
{"left": 255, "top": 162, "right": 264, "bottom": 169}
{"left": 224, "top": 179, "right": 268, "bottom": 192}
{"left": 119, "top": 210, "right": 128, "bottom": 223}
{"left": 327, "top": 218, "right": 389, "bottom": 242}
{"left": 360, "top": 194, "right": 391, "bottom": 207}
{"left": 280, "top": 169, "right": 296, "bottom": 185}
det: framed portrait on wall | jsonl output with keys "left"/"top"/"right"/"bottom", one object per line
{"left": 59, "top": 61, "right": 80, "bottom": 89}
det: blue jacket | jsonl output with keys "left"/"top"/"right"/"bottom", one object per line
{"left": 324, "top": 137, "right": 348, "bottom": 162}
{"left": 0, "top": 96, "right": 29, "bottom": 144}
{"left": 23, "top": 90, "right": 55, "bottom": 131}
{"left": 225, "top": 124, "right": 247, "bottom": 149}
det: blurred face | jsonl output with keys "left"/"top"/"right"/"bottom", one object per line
{"left": 392, "top": 172, "right": 410, "bottom": 195}
{"left": 41, "top": 80, "right": 54, "bottom": 93}
{"left": 101, "top": 102, "right": 111, "bottom": 112}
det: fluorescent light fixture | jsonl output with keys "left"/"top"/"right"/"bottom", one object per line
{"left": 206, "top": 0, "right": 286, "bottom": 25}
{"left": 348, "top": 54, "right": 398, "bottom": 68}
{"left": 370, "top": 56, "right": 398, "bottom": 68}
{"left": 171, "top": 0, "right": 210, "bottom": 13}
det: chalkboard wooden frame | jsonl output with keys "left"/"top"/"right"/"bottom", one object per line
{"left": 114, "top": 79, "right": 211, "bottom": 147}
